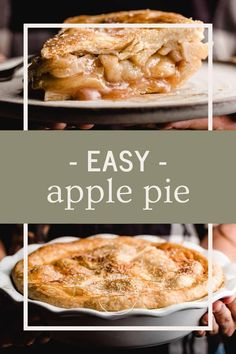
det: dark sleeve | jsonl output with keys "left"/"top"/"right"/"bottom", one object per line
{"left": 0, "top": 224, "right": 23, "bottom": 254}
{"left": 9, "top": 0, "right": 194, "bottom": 31}
{"left": 194, "top": 224, "right": 207, "bottom": 240}
{"left": 47, "top": 224, "right": 171, "bottom": 239}
{"left": 0, "top": 0, "right": 10, "bottom": 27}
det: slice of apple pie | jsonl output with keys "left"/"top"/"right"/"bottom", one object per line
{"left": 29, "top": 9, "right": 208, "bottom": 101}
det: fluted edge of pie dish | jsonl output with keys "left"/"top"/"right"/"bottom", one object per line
{"left": 0, "top": 234, "right": 236, "bottom": 320}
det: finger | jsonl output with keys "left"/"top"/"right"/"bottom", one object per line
{"left": 195, "top": 312, "right": 208, "bottom": 337}
{"left": 47, "top": 123, "right": 67, "bottom": 130}
{"left": 201, "top": 312, "right": 208, "bottom": 325}
{"left": 30, "top": 121, "right": 95, "bottom": 130}
{"left": 65, "top": 124, "right": 94, "bottom": 130}
{"left": 209, "top": 315, "right": 220, "bottom": 336}
{"left": 213, "top": 116, "right": 236, "bottom": 130}
{"left": 213, "top": 301, "right": 235, "bottom": 337}
{"left": 29, "top": 122, "right": 66, "bottom": 130}
{"left": 163, "top": 116, "right": 236, "bottom": 130}
{"left": 51, "top": 123, "right": 94, "bottom": 130}
{"left": 222, "top": 296, "right": 235, "bottom": 305}
{"left": 201, "top": 312, "right": 220, "bottom": 335}
{"left": 77, "top": 124, "right": 94, "bottom": 130}
{"left": 164, "top": 118, "right": 209, "bottom": 130}
{"left": 227, "top": 298, "right": 236, "bottom": 322}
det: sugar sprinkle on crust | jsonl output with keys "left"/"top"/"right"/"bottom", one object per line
{"left": 12, "top": 236, "right": 224, "bottom": 311}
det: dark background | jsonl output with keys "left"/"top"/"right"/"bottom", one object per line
{"left": 9, "top": 0, "right": 219, "bottom": 30}
{"left": 9, "top": 0, "right": 195, "bottom": 29}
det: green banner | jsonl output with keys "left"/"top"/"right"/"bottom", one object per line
{"left": 0, "top": 131, "right": 235, "bottom": 223}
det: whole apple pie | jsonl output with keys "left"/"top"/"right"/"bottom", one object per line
{"left": 29, "top": 9, "right": 208, "bottom": 101}
{"left": 12, "top": 237, "right": 223, "bottom": 311}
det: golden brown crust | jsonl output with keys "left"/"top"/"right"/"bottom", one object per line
{"left": 29, "top": 9, "right": 208, "bottom": 101}
{"left": 12, "top": 237, "right": 224, "bottom": 311}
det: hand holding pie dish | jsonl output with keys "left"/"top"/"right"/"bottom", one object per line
{"left": 29, "top": 9, "right": 208, "bottom": 101}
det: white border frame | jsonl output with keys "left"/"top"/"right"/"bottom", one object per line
{"left": 23, "top": 22, "right": 213, "bottom": 330}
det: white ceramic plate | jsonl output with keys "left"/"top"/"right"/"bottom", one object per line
{"left": 0, "top": 234, "right": 236, "bottom": 348}
{"left": 0, "top": 60, "right": 235, "bottom": 124}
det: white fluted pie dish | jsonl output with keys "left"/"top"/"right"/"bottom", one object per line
{"left": 0, "top": 234, "right": 235, "bottom": 348}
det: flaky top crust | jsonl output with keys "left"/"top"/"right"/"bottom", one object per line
{"left": 12, "top": 237, "right": 224, "bottom": 311}
{"left": 41, "top": 9, "right": 204, "bottom": 59}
